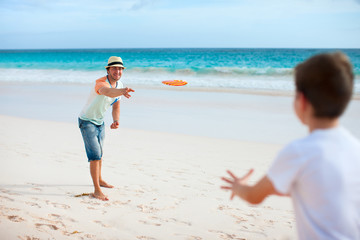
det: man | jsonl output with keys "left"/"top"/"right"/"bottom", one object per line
{"left": 79, "top": 56, "right": 134, "bottom": 201}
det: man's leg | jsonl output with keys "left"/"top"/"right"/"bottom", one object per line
{"left": 90, "top": 160, "right": 109, "bottom": 201}
{"left": 79, "top": 119, "right": 111, "bottom": 200}
{"left": 99, "top": 159, "right": 114, "bottom": 188}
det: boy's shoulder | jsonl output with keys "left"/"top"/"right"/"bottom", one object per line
{"left": 278, "top": 127, "right": 348, "bottom": 155}
{"left": 268, "top": 126, "right": 360, "bottom": 195}
{"left": 282, "top": 126, "right": 360, "bottom": 159}
{"left": 310, "top": 126, "right": 360, "bottom": 146}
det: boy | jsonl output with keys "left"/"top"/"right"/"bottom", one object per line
{"left": 221, "top": 52, "right": 360, "bottom": 239}
{"left": 79, "top": 56, "right": 134, "bottom": 201}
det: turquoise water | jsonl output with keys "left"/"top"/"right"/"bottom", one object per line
{"left": 0, "top": 48, "right": 359, "bottom": 92}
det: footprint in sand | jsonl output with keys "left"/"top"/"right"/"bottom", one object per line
{"left": 94, "top": 220, "right": 110, "bottom": 228}
{"left": 0, "top": 206, "right": 20, "bottom": 215}
{"left": 46, "top": 201, "right": 70, "bottom": 209}
{"left": 48, "top": 213, "right": 76, "bottom": 223}
{"left": 25, "top": 201, "right": 41, "bottom": 208}
{"left": 166, "top": 218, "right": 192, "bottom": 226}
{"left": 18, "top": 236, "right": 41, "bottom": 240}
{"left": 139, "top": 219, "right": 161, "bottom": 226}
{"left": 1, "top": 189, "right": 17, "bottom": 196}
{"left": 137, "top": 204, "right": 159, "bottom": 213}
{"left": 174, "top": 234, "right": 202, "bottom": 240}
{"left": 54, "top": 203, "right": 70, "bottom": 209}
{"left": 103, "top": 199, "right": 131, "bottom": 207}
{"left": 217, "top": 205, "right": 231, "bottom": 211}
{"left": 230, "top": 214, "right": 247, "bottom": 224}
{"left": 7, "top": 215, "right": 25, "bottom": 222}
{"left": 208, "top": 230, "right": 246, "bottom": 240}
{"left": 218, "top": 204, "right": 256, "bottom": 224}
{"left": 81, "top": 200, "right": 101, "bottom": 206}
{"left": 0, "top": 195, "right": 14, "bottom": 202}
{"left": 48, "top": 213, "right": 61, "bottom": 219}
{"left": 136, "top": 236, "right": 157, "bottom": 240}
{"left": 146, "top": 216, "right": 191, "bottom": 227}
{"left": 35, "top": 223, "right": 59, "bottom": 231}
{"left": 186, "top": 236, "right": 202, "bottom": 240}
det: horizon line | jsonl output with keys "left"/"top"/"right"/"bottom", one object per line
{"left": 1, "top": 47, "right": 360, "bottom": 51}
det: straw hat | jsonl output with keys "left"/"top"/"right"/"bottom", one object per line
{"left": 105, "top": 56, "right": 126, "bottom": 69}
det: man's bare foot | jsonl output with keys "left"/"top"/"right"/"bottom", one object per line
{"left": 100, "top": 180, "right": 114, "bottom": 188}
{"left": 91, "top": 191, "right": 109, "bottom": 201}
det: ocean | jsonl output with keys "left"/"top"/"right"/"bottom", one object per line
{"left": 0, "top": 48, "right": 359, "bottom": 92}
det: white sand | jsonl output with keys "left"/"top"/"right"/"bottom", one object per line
{"left": 0, "top": 114, "right": 296, "bottom": 239}
{"left": 1, "top": 84, "right": 359, "bottom": 239}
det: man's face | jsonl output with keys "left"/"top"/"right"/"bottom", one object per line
{"left": 108, "top": 66, "right": 123, "bottom": 81}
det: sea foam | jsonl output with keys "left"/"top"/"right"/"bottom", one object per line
{"left": 1, "top": 68, "right": 359, "bottom": 93}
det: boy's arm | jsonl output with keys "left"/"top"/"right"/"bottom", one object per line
{"left": 98, "top": 86, "right": 134, "bottom": 98}
{"left": 221, "top": 170, "right": 281, "bottom": 204}
{"left": 110, "top": 100, "right": 120, "bottom": 129}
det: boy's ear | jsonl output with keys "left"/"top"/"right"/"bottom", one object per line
{"left": 298, "top": 92, "right": 308, "bottom": 112}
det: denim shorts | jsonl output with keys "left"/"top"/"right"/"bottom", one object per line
{"left": 78, "top": 118, "right": 105, "bottom": 162}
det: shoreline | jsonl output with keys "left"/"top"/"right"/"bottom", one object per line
{"left": 0, "top": 82, "right": 306, "bottom": 144}
{"left": 1, "top": 81, "right": 359, "bottom": 144}
{"left": 129, "top": 84, "right": 360, "bottom": 100}
{"left": 1, "top": 81, "right": 360, "bottom": 99}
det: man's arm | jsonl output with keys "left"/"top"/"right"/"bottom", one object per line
{"left": 98, "top": 86, "right": 134, "bottom": 98}
{"left": 110, "top": 100, "right": 120, "bottom": 129}
{"left": 221, "top": 170, "right": 281, "bottom": 204}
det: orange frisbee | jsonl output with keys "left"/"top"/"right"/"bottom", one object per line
{"left": 162, "top": 80, "right": 188, "bottom": 86}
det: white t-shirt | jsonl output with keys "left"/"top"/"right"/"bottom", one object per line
{"left": 268, "top": 126, "right": 360, "bottom": 240}
{"left": 79, "top": 76, "right": 123, "bottom": 125}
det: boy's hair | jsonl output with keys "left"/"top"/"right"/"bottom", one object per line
{"left": 295, "top": 52, "right": 354, "bottom": 118}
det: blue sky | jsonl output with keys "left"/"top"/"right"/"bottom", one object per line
{"left": 0, "top": 0, "right": 359, "bottom": 49}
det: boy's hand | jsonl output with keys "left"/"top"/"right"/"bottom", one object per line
{"left": 122, "top": 87, "right": 135, "bottom": 98}
{"left": 221, "top": 169, "right": 254, "bottom": 200}
{"left": 110, "top": 120, "right": 120, "bottom": 129}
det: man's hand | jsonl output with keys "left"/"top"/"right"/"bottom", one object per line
{"left": 110, "top": 120, "right": 120, "bottom": 129}
{"left": 121, "top": 87, "right": 135, "bottom": 98}
{"left": 221, "top": 169, "right": 254, "bottom": 200}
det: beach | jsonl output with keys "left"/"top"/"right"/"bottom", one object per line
{"left": 1, "top": 0, "right": 360, "bottom": 235}
{"left": 0, "top": 82, "right": 359, "bottom": 240}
